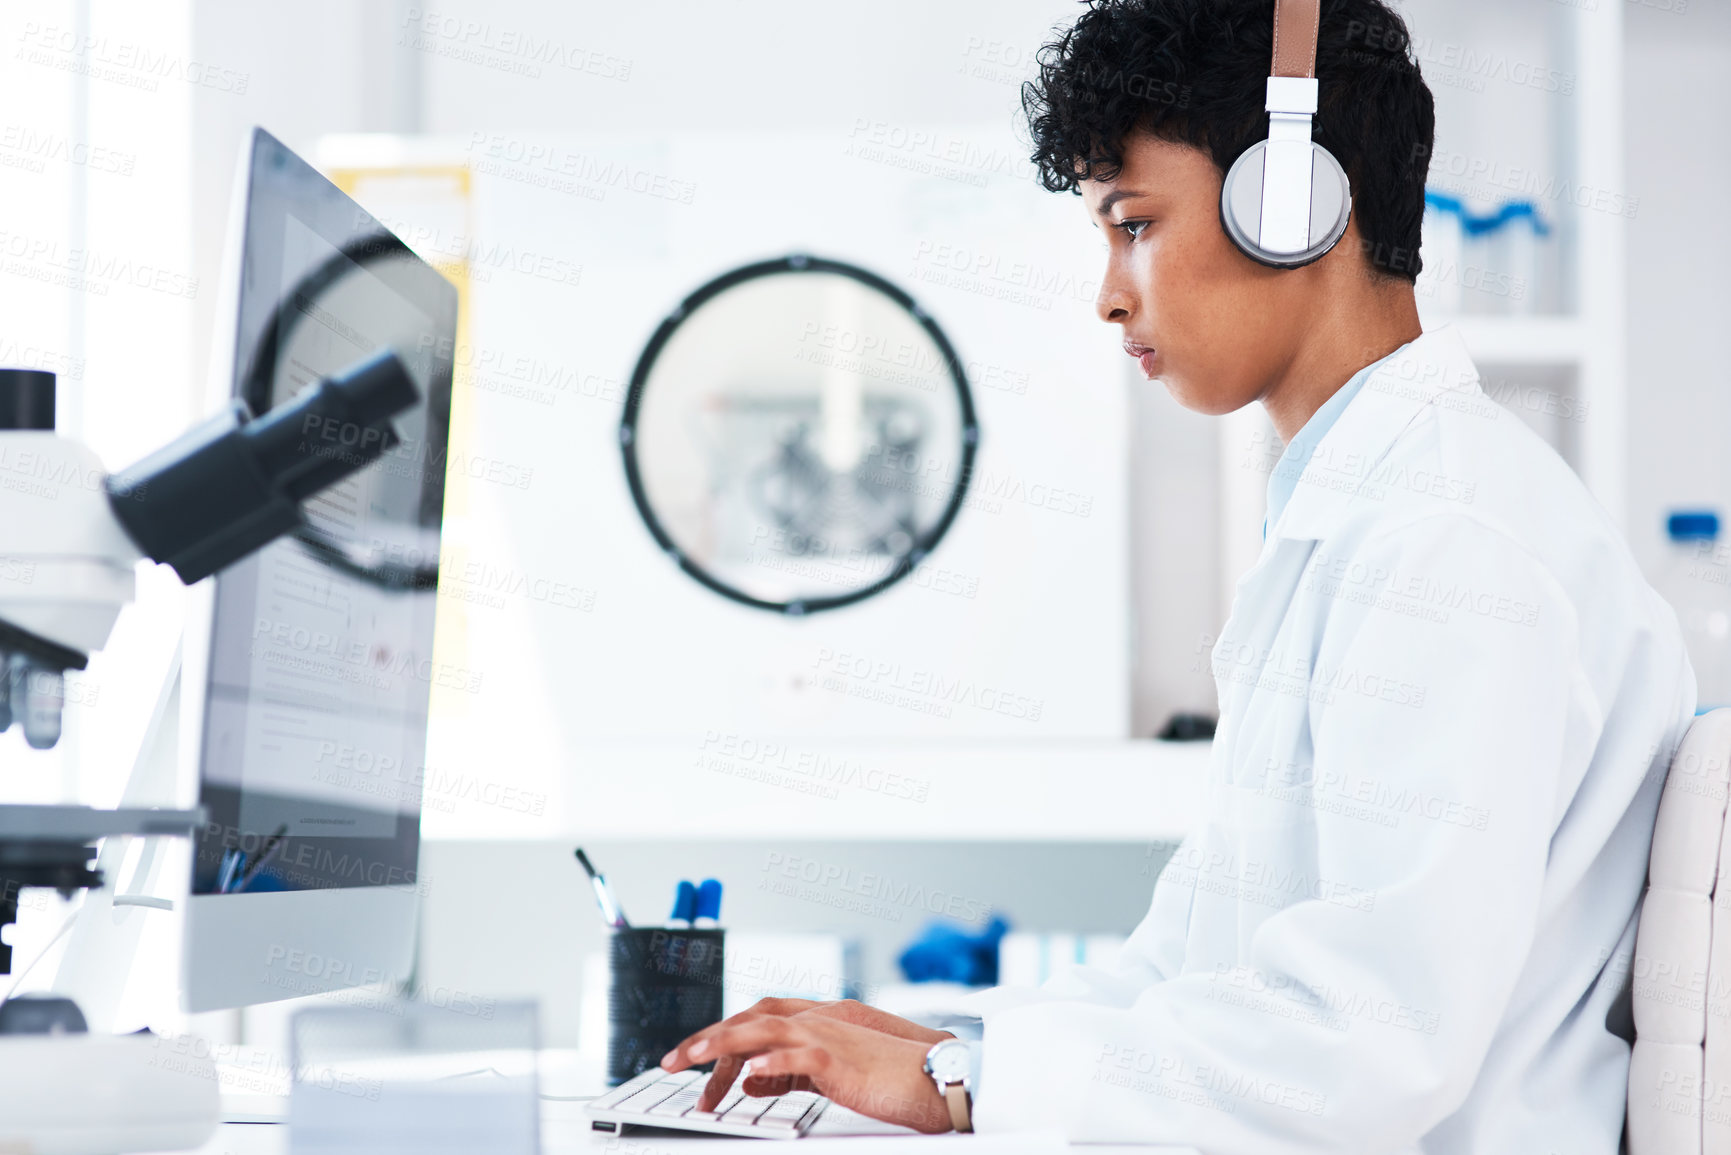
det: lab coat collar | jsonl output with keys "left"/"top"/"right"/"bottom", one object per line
{"left": 1269, "top": 325, "right": 1479, "bottom": 543}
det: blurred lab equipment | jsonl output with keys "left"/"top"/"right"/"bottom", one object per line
{"left": 897, "top": 916, "right": 1009, "bottom": 985}
{"left": 1656, "top": 510, "right": 1731, "bottom": 710}
{"left": 1420, "top": 190, "right": 1551, "bottom": 316}
{"left": 621, "top": 255, "right": 979, "bottom": 614}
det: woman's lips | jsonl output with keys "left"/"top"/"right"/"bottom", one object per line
{"left": 1124, "top": 342, "right": 1157, "bottom": 378}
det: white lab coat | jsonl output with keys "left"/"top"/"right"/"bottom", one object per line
{"left": 958, "top": 327, "right": 1696, "bottom": 1153}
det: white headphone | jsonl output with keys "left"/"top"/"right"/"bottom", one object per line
{"left": 1219, "top": 0, "right": 1352, "bottom": 268}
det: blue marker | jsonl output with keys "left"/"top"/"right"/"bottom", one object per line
{"left": 670, "top": 880, "right": 698, "bottom": 925}
{"left": 694, "top": 878, "right": 722, "bottom": 927}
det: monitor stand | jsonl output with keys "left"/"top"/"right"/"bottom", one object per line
{"left": 50, "top": 644, "right": 188, "bottom": 1033}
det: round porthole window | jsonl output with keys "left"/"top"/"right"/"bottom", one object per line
{"left": 621, "top": 255, "right": 979, "bottom": 615}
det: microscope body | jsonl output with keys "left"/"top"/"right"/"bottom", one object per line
{"left": 0, "top": 426, "right": 142, "bottom": 748}
{"left": 0, "top": 351, "right": 417, "bottom": 750}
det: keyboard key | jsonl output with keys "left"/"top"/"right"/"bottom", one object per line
{"left": 648, "top": 1084, "right": 707, "bottom": 1117}
{"left": 685, "top": 1086, "right": 746, "bottom": 1122}
{"left": 720, "top": 1096, "right": 776, "bottom": 1124}
{"left": 611, "top": 1073, "right": 696, "bottom": 1113}
{"left": 592, "top": 1072, "right": 660, "bottom": 1110}
{"left": 757, "top": 1094, "right": 819, "bottom": 1130}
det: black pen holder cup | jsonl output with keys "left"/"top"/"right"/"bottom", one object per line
{"left": 606, "top": 926, "right": 726, "bottom": 1085}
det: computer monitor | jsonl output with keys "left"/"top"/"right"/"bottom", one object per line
{"left": 180, "top": 127, "right": 457, "bottom": 1013}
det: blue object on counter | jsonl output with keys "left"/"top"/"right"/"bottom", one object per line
{"left": 897, "top": 917, "right": 1010, "bottom": 985}
{"left": 1668, "top": 511, "right": 1721, "bottom": 542}
{"left": 1424, "top": 190, "right": 1550, "bottom": 237}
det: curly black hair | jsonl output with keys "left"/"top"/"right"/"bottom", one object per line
{"left": 1022, "top": 0, "right": 1435, "bottom": 280}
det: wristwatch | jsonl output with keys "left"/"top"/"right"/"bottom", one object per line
{"left": 923, "top": 1038, "right": 974, "bottom": 1133}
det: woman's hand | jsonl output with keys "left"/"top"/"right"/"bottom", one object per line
{"left": 659, "top": 1000, "right": 955, "bottom": 1133}
{"left": 716, "top": 997, "right": 953, "bottom": 1044}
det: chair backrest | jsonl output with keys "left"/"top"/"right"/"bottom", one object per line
{"left": 1629, "top": 708, "right": 1731, "bottom": 1154}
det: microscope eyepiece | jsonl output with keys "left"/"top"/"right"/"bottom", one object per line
{"left": 104, "top": 350, "right": 420, "bottom": 584}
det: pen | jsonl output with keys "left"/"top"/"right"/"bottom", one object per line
{"left": 575, "top": 847, "right": 630, "bottom": 929}
{"left": 235, "top": 824, "right": 290, "bottom": 893}
{"left": 693, "top": 878, "right": 722, "bottom": 928}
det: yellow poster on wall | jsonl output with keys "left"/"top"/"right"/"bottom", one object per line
{"left": 325, "top": 160, "right": 478, "bottom": 721}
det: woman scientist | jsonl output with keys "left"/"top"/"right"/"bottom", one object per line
{"left": 661, "top": 1, "right": 1696, "bottom": 1150}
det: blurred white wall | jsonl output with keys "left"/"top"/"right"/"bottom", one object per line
{"left": 2, "top": 0, "right": 1716, "bottom": 794}
{"left": 2, "top": 0, "right": 1725, "bottom": 1049}
{"left": 1625, "top": 2, "right": 1731, "bottom": 572}
{"left": 176, "top": 0, "right": 1226, "bottom": 739}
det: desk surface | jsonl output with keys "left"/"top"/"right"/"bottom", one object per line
{"left": 176, "top": 1050, "right": 1199, "bottom": 1155}
{"left": 177, "top": 1102, "right": 1199, "bottom": 1155}
{"left": 182, "top": 1115, "right": 1197, "bottom": 1149}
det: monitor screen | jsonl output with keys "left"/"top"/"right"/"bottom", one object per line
{"left": 189, "top": 129, "right": 457, "bottom": 897}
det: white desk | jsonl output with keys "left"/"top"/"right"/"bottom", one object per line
{"left": 173, "top": 1050, "right": 1199, "bottom": 1155}
{"left": 177, "top": 1106, "right": 1198, "bottom": 1155}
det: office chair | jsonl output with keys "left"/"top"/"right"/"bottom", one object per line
{"left": 1628, "top": 708, "right": 1731, "bottom": 1154}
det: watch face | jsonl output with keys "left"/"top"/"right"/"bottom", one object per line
{"left": 927, "top": 1041, "right": 971, "bottom": 1083}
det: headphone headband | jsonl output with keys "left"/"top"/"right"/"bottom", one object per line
{"left": 1216, "top": 0, "right": 1351, "bottom": 267}
{"left": 1271, "top": 0, "right": 1321, "bottom": 79}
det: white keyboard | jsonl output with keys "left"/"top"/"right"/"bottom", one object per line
{"left": 588, "top": 1068, "right": 830, "bottom": 1139}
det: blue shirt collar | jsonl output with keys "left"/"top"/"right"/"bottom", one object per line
{"left": 1262, "top": 345, "right": 1410, "bottom": 540}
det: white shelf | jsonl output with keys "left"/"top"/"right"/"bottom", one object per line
{"left": 432, "top": 739, "right": 1212, "bottom": 843}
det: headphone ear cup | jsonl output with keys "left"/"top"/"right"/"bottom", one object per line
{"left": 1220, "top": 140, "right": 1352, "bottom": 269}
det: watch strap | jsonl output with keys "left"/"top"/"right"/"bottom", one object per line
{"left": 942, "top": 1081, "right": 973, "bottom": 1133}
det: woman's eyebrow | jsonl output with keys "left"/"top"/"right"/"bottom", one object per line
{"left": 1097, "top": 188, "right": 1151, "bottom": 216}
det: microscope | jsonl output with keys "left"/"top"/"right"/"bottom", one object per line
{"left": 0, "top": 352, "right": 420, "bottom": 1151}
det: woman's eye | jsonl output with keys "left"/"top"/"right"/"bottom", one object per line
{"left": 1116, "top": 219, "right": 1151, "bottom": 241}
